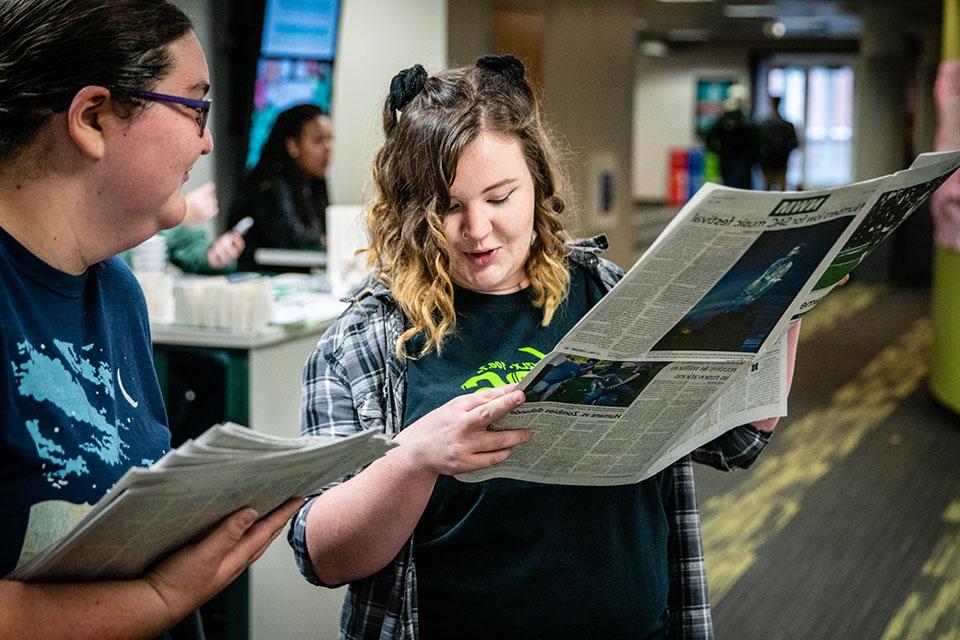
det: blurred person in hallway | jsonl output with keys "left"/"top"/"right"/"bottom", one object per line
{"left": 126, "top": 182, "right": 245, "bottom": 274}
{"left": 706, "top": 83, "right": 759, "bottom": 189}
{"left": 758, "top": 96, "right": 799, "bottom": 191}
{"left": 228, "top": 104, "right": 332, "bottom": 272}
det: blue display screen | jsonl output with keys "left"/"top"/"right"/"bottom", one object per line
{"left": 246, "top": 0, "right": 340, "bottom": 168}
{"left": 260, "top": 0, "right": 340, "bottom": 60}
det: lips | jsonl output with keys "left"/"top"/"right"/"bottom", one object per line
{"left": 464, "top": 247, "right": 499, "bottom": 265}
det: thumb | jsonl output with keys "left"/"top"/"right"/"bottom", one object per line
{"left": 217, "top": 508, "right": 258, "bottom": 546}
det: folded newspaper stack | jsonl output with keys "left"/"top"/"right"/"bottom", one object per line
{"left": 459, "top": 150, "right": 960, "bottom": 487}
{"left": 9, "top": 424, "right": 392, "bottom": 582}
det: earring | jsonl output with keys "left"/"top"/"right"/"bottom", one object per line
{"left": 461, "top": 230, "right": 469, "bottom": 240}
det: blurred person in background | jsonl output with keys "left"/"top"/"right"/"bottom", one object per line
{"left": 229, "top": 104, "right": 333, "bottom": 272}
{"left": 757, "top": 95, "right": 799, "bottom": 191}
{"left": 706, "top": 83, "right": 759, "bottom": 189}
{"left": 125, "top": 181, "right": 245, "bottom": 274}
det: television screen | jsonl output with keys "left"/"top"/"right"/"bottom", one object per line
{"left": 246, "top": 58, "right": 333, "bottom": 168}
{"left": 260, "top": 0, "right": 340, "bottom": 60}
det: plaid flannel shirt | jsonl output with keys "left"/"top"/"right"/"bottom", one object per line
{"left": 289, "top": 235, "right": 770, "bottom": 640}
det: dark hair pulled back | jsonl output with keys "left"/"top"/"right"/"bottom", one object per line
{"left": 0, "top": 0, "right": 193, "bottom": 163}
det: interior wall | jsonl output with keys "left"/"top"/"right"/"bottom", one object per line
{"left": 633, "top": 46, "right": 749, "bottom": 201}
{"left": 449, "top": 0, "right": 637, "bottom": 267}
{"left": 330, "top": 0, "right": 447, "bottom": 206}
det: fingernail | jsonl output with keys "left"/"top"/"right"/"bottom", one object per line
{"left": 238, "top": 508, "right": 258, "bottom": 528}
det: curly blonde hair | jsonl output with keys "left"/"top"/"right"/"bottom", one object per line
{"left": 365, "top": 59, "right": 572, "bottom": 359}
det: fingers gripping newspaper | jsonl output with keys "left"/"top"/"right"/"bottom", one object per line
{"left": 458, "top": 150, "right": 960, "bottom": 487}
{"left": 9, "top": 424, "right": 393, "bottom": 581}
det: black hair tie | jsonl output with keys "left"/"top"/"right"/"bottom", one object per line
{"left": 389, "top": 64, "right": 428, "bottom": 113}
{"left": 475, "top": 54, "right": 526, "bottom": 86}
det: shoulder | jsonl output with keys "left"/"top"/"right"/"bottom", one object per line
{"left": 566, "top": 235, "right": 624, "bottom": 289}
{"left": 98, "top": 257, "right": 150, "bottom": 323}
{"left": 309, "top": 277, "right": 399, "bottom": 375}
{"left": 99, "top": 256, "right": 145, "bottom": 291}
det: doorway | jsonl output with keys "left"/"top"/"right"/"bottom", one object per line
{"left": 755, "top": 54, "right": 855, "bottom": 190}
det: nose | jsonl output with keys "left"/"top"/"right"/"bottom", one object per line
{"left": 461, "top": 204, "right": 494, "bottom": 241}
{"left": 200, "top": 126, "right": 214, "bottom": 155}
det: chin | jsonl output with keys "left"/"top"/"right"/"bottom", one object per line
{"left": 158, "top": 197, "right": 188, "bottom": 230}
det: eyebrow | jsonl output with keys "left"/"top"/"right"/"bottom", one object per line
{"left": 185, "top": 81, "right": 211, "bottom": 97}
{"left": 481, "top": 178, "right": 518, "bottom": 194}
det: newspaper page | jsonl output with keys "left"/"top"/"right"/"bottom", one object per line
{"left": 9, "top": 424, "right": 393, "bottom": 582}
{"left": 457, "top": 150, "right": 960, "bottom": 487}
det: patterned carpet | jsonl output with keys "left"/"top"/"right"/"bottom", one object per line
{"left": 696, "top": 282, "right": 960, "bottom": 639}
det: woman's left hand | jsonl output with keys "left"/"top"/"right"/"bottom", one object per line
{"left": 750, "top": 319, "right": 801, "bottom": 433}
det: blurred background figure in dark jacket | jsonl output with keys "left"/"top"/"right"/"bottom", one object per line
{"left": 758, "top": 95, "right": 799, "bottom": 191}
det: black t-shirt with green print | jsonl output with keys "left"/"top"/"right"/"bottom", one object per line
{"left": 404, "top": 263, "right": 672, "bottom": 640}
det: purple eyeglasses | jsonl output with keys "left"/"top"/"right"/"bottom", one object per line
{"left": 128, "top": 91, "right": 211, "bottom": 137}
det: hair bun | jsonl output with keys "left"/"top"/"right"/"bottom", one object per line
{"left": 475, "top": 54, "right": 525, "bottom": 86}
{"left": 389, "top": 64, "right": 428, "bottom": 113}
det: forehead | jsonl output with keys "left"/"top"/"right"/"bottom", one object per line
{"left": 451, "top": 131, "right": 527, "bottom": 186}
{"left": 299, "top": 116, "right": 330, "bottom": 136}
{"left": 156, "top": 31, "right": 210, "bottom": 95}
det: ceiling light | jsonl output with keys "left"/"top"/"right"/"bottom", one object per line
{"left": 763, "top": 20, "right": 786, "bottom": 38}
{"left": 639, "top": 40, "right": 669, "bottom": 57}
{"left": 723, "top": 4, "right": 778, "bottom": 19}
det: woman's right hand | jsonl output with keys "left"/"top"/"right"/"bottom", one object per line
{"left": 142, "top": 499, "right": 302, "bottom": 627}
{"left": 392, "top": 385, "right": 532, "bottom": 476}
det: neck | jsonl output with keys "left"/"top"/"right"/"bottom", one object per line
{"left": 0, "top": 162, "right": 96, "bottom": 275}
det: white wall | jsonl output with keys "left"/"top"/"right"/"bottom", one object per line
{"left": 328, "top": 0, "right": 447, "bottom": 206}
{"left": 632, "top": 47, "right": 749, "bottom": 201}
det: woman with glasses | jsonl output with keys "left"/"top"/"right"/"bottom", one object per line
{"left": 0, "top": 1, "right": 299, "bottom": 637}
{"left": 228, "top": 104, "right": 334, "bottom": 272}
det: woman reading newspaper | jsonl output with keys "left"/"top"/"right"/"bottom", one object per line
{"left": 291, "top": 57, "right": 802, "bottom": 639}
{"left": 0, "top": 1, "right": 300, "bottom": 637}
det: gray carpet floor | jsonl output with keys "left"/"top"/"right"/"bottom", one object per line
{"left": 695, "top": 282, "right": 960, "bottom": 639}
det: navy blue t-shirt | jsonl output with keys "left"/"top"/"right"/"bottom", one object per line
{"left": 405, "top": 264, "right": 671, "bottom": 639}
{"left": 0, "top": 226, "right": 170, "bottom": 577}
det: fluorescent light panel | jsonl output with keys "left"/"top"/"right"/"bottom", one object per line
{"left": 723, "top": 4, "right": 778, "bottom": 18}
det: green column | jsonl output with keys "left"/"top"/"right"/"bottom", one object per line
{"left": 930, "top": 0, "right": 960, "bottom": 413}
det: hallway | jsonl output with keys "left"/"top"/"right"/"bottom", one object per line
{"left": 695, "top": 282, "right": 960, "bottom": 639}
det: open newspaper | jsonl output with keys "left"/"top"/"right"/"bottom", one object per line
{"left": 8, "top": 424, "right": 393, "bottom": 582}
{"left": 458, "top": 149, "right": 960, "bottom": 487}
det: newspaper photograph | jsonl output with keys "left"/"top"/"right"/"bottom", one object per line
{"left": 456, "top": 150, "right": 960, "bottom": 487}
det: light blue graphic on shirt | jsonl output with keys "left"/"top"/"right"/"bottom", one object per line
{"left": 11, "top": 339, "right": 132, "bottom": 488}
{"left": 57, "top": 339, "right": 113, "bottom": 399}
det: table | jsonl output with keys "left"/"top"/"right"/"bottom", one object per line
{"left": 152, "top": 313, "right": 348, "bottom": 640}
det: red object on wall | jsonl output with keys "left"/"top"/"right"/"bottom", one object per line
{"left": 667, "top": 148, "right": 689, "bottom": 205}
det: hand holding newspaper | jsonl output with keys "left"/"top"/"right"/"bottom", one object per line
{"left": 8, "top": 424, "right": 393, "bottom": 582}
{"left": 457, "top": 150, "right": 960, "bottom": 487}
